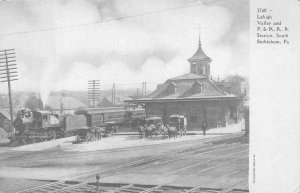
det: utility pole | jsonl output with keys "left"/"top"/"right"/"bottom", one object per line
{"left": 141, "top": 82, "right": 147, "bottom": 97}
{"left": 0, "top": 49, "right": 18, "bottom": 132}
{"left": 111, "top": 83, "right": 115, "bottom": 105}
{"left": 142, "top": 82, "right": 144, "bottom": 97}
{"left": 143, "top": 82, "right": 147, "bottom": 96}
{"left": 88, "top": 80, "right": 100, "bottom": 108}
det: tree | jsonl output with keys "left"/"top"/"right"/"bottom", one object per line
{"left": 25, "top": 94, "right": 43, "bottom": 111}
{"left": 225, "top": 74, "right": 247, "bottom": 96}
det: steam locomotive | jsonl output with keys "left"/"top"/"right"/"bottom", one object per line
{"left": 9, "top": 107, "right": 146, "bottom": 146}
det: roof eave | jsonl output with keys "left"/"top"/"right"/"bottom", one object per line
{"left": 125, "top": 96, "right": 243, "bottom": 103}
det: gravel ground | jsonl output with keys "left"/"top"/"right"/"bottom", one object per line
{"left": 0, "top": 178, "right": 53, "bottom": 193}
{"left": 0, "top": 123, "right": 246, "bottom": 193}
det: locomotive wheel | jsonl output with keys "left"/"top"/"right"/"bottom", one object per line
{"left": 31, "top": 138, "right": 36, "bottom": 144}
{"left": 21, "top": 138, "right": 27, "bottom": 145}
{"left": 48, "top": 130, "right": 57, "bottom": 141}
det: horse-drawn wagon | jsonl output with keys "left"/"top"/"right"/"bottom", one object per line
{"left": 169, "top": 114, "right": 187, "bottom": 136}
{"left": 102, "top": 121, "right": 119, "bottom": 136}
{"left": 137, "top": 117, "right": 163, "bottom": 138}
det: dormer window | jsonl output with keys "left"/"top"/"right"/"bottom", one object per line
{"left": 192, "top": 81, "right": 203, "bottom": 94}
{"left": 167, "top": 82, "right": 177, "bottom": 95}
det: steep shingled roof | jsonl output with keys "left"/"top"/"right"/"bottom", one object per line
{"left": 140, "top": 76, "right": 233, "bottom": 102}
{"left": 168, "top": 73, "right": 206, "bottom": 81}
{"left": 126, "top": 37, "right": 239, "bottom": 103}
{"left": 187, "top": 38, "right": 211, "bottom": 62}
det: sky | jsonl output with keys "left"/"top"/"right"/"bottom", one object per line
{"left": 0, "top": 0, "right": 249, "bottom": 104}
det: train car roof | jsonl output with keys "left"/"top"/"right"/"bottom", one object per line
{"left": 127, "top": 108, "right": 145, "bottom": 111}
{"left": 87, "top": 109, "right": 127, "bottom": 114}
{"left": 105, "top": 121, "right": 117, "bottom": 124}
{"left": 33, "top": 110, "right": 54, "bottom": 115}
{"left": 170, "top": 114, "right": 184, "bottom": 118}
{"left": 145, "top": 117, "right": 162, "bottom": 121}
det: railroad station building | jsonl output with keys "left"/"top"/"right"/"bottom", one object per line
{"left": 127, "top": 38, "right": 243, "bottom": 130}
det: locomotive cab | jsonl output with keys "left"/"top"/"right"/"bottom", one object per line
{"left": 36, "top": 111, "right": 60, "bottom": 129}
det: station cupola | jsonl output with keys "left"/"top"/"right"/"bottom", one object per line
{"left": 188, "top": 37, "right": 212, "bottom": 77}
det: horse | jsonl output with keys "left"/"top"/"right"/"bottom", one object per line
{"left": 159, "top": 125, "right": 169, "bottom": 139}
{"left": 165, "top": 125, "right": 178, "bottom": 139}
{"left": 144, "top": 124, "right": 159, "bottom": 138}
{"left": 137, "top": 125, "right": 146, "bottom": 138}
{"left": 176, "top": 125, "right": 186, "bottom": 137}
{"left": 133, "top": 119, "right": 147, "bottom": 138}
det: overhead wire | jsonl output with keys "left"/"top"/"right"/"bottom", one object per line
{"left": 0, "top": 0, "right": 232, "bottom": 37}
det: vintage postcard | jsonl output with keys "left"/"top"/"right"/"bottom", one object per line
{"left": 0, "top": 0, "right": 298, "bottom": 193}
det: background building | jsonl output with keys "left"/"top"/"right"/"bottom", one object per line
{"left": 46, "top": 96, "right": 87, "bottom": 115}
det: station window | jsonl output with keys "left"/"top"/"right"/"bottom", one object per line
{"left": 42, "top": 115, "right": 48, "bottom": 120}
{"left": 202, "top": 66, "right": 206, "bottom": 75}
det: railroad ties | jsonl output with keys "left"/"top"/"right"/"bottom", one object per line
{"left": 28, "top": 182, "right": 248, "bottom": 193}
{"left": 17, "top": 181, "right": 87, "bottom": 193}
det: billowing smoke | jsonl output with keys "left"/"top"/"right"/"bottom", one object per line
{"left": 0, "top": 0, "right": 249, "bottom": 102}
{"left": 39, "top": 59, "right": 62, "bottom": 106}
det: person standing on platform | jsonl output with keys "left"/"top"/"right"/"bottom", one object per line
{"left": 202, "top": 120, "right": 207, "bottom": 136}
{"left": 96, "top": 173, "right": 100, "bottom": 191}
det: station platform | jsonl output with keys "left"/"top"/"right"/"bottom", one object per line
{"left": 117, "top": 121, "right": 245, "bottom": 135}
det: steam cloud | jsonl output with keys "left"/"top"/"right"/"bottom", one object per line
{"left": 0, "top": 0, "right": 249, "bottom": 105}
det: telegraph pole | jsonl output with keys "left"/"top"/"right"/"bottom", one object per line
{"left": 143, "top": 82, "right": 147, "bottom": 96}
{"left": 111, "top": 83, "right": 115, "bottom": 105}
{"left": 142, "top": 82, "right": 144, "bottom": 97}
{"left": 88, "top": 80, "right": 100, "bottom": 108}
{"left": 0, "top": 49, "right": 18, "bottom": 132}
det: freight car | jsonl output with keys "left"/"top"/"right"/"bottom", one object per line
{"left": 76, "top": 107, "right": 146, "bottom": 135}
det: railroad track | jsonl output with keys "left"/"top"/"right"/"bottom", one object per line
{"left": 17, "top": 136, "right": 248, "bottom": 193}
{"left": 103, "top": 149, "right": 248, "bottom": 193}
{"left": 48, "top": 150, "right": 248, "bottom": 193}
{"left": 53, "top": 149, "right": 248, "bottom": 193}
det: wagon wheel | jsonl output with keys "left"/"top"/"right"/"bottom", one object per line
{"left": 85, "top": 133, "right": 90, "bottom": 142}
{"left": 91, "top": 134, "right": 95, "bottom": 141}
{"left": 115, "top": 125, "right": 120, "bottom": 134}
{"left": 9, "top": 136, "right": 20, "bottom": 147}
{"left": 110, "top": 128, "right": 114, "bottom": 135}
